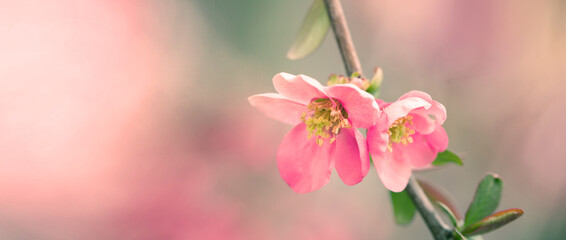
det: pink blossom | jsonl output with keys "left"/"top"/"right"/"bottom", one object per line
{"left": 367, "top": 91, "right": 448, "bottom": 192}
{"left": 249, "top": 73, "right": 380, "bottom": 193}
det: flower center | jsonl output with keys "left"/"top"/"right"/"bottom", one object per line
{"left": 301, "top": 98, "right": 351, "bottom": 146}
{"left": 387, "top": 115, "right": 415, "bottom": 151}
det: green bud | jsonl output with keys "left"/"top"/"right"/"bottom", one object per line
{"left": 366, "top": 67, "right": 383, "bottom": 95}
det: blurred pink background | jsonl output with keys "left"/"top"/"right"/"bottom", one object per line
{"left": 0, "top": 0, "right": 564, "bottom": 239}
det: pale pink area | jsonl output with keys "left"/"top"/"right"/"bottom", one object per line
{"left": 368, "top": 91, "right": 448, "bottom": 192}
{"left": 8, "top": 0, "right": 564, "bottom": 239}
{"left": 0, "top": 0, "right": 219, "bottom": 239}
{"left": 209, "top": 105, "right": 282, "bottom": 170}
{"left": 0, "top": 1, "right": 387, "bottom": 239}
{"left": 290, "top": 211, "right": 354, "bottom": 240}
{"left": 0, "top": 0, "right": 171, "bottom": 211}
{"left": 354, "top": 0, "right": 507, "bottom": 79}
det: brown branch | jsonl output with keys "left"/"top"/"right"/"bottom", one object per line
{"left": 323, "top": 0, "right": 363, "bottom": 76}
{"left": 405, "top": 177, "right": 453, "bottom": 240}
{"left": 322, "top": 0, "right": 453, "bottom": 239}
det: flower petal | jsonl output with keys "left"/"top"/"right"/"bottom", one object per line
{"left": 248, "top": 93, "right": 305, "bottom": 125}
{"left": 277, "top": 123, "right": 335, "bottom": 193}
{"left": 400, "top": 90, "right": 447, "bottom": 124}
{"left": 384, "top": 97, "right": 431, "bottom": 126}
{"left": 426, "top": 125, "right": 449, "bottom": 152}
{"left": 373, "top": 149, "right": 412, "bottom": 192}
{"left": 396, "top": 133, "right": 437, "bottom": 168}
{"left": 334, "top": 128, "right": 370, "bottom": 186}
{"left": 367, "top": 116, "right": 390, "bottom": 153}
{"left": 272, "top": 73, "right": 328, "bottom": 105}
{"left": 375, "top": 98, "right": 390, "bottom": 110}
{"left": 325, "top": 84, "right": 380, "bottom": 128}
{"left": 399, "top": 90, "right": 433, "bottom": 102}
{"left": 411, "top": 112, "right": 436, "bottom": 135}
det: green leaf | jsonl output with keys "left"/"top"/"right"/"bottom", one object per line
{"left": 461, "top": 208, "right": 524, "bottom": 236}
{"left": 286, "top": 0, "right": 330, "bottom": 60}
{"left": 390, "top": 190, "right": 416, "bottom": 225}
{"left": 464, "top": 174, "right": 503, "bottom": 228}
{"left": 432, "top": 150, "right": 463, "bottom": 166}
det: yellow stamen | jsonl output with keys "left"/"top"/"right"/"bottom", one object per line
{"left": 387, "top": 115, "right": 415, "bottom": 151}
{"left": 301, "top": 98, "right": 351, "bottom": 146}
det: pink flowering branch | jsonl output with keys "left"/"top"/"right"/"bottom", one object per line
{"left": 322, "top": 0, "right": 453, "bottom": 239}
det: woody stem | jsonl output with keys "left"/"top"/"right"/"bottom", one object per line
{"left": 322, "top": 0, "right": 453, "bottom": 239}
{"left": 323, "top": 0, "right": 363, "bottom": 77}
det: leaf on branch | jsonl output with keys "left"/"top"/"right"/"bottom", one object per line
{"left": 432, "top": 150, "right": 463, "bottom": 166}
{"left": 464, "top": 173, "right": 503, "bottom": 228}
{"left": 286, "top": 0, "right": 330, "bottom": 60}
{"left": 461, "top": 208, "right": 524, "bottom": 236}
{"left": 390, "top": 190, "right": 416, "bottom": 225}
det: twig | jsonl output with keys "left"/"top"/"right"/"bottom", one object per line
{"left": 323, "top": 0, "right": 363, "bottom": 76}
{"left": 405, "top": 177, "right": 453, "bottom": 240}
{"left": 322, "top": 0, "right": 453, "bottom": 239}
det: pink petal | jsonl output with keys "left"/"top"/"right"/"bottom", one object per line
{"left": 325, "top": 84, "right": 380, "bottom": 128}
{"left": 400, "top": 90, "right": 447, "bottom": 124}
{"left": 367, "top": 116, "right": 390, "bottom": 153}
{"left": 272, "top": 73, "right": 328, "bottom": 105}
{"left": 425, "top": 125, "right": 449, "bottom": 152}
{"left": 333, "top": 128, "right": 370, "bottom": 186}
{"left": 373, "top": 149, "right": 412, "bottom": 192}
{"left": 248, "top": 93, "right": 305, "bottom": 125}
{"left": 431, "top": 102, "right": 447, "bottom": 125}
{"left": 411, "top": 103, "right": 447, "bottom": 125}
{"left": 395, "top": 134, "right": 437, "bottom": 168}
{"left": 411, "top": 112, "right": 436, "bottom": 135}
{"left": 384, "top": 97, "right": 431, "bottom": 126}
{"left": 276, "top": 123, "right": 335, "bottom": 193}
{"left": 399, "top": 90, "right": 433, "bottom": 102}
{"left": 375, "top": 98, "right": 390, "bottom": 110}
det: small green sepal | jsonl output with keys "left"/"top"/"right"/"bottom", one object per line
{"left": 365, "top": 67, "right": 383, "bottom": 96}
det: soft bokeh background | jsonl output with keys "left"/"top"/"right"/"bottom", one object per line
{"left": 1, "top": 0, "right": 564, "bottom": 239}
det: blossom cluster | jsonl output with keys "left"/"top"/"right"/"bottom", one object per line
{"left": 249, "top": 73, "right": 448, "bottom": 193}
